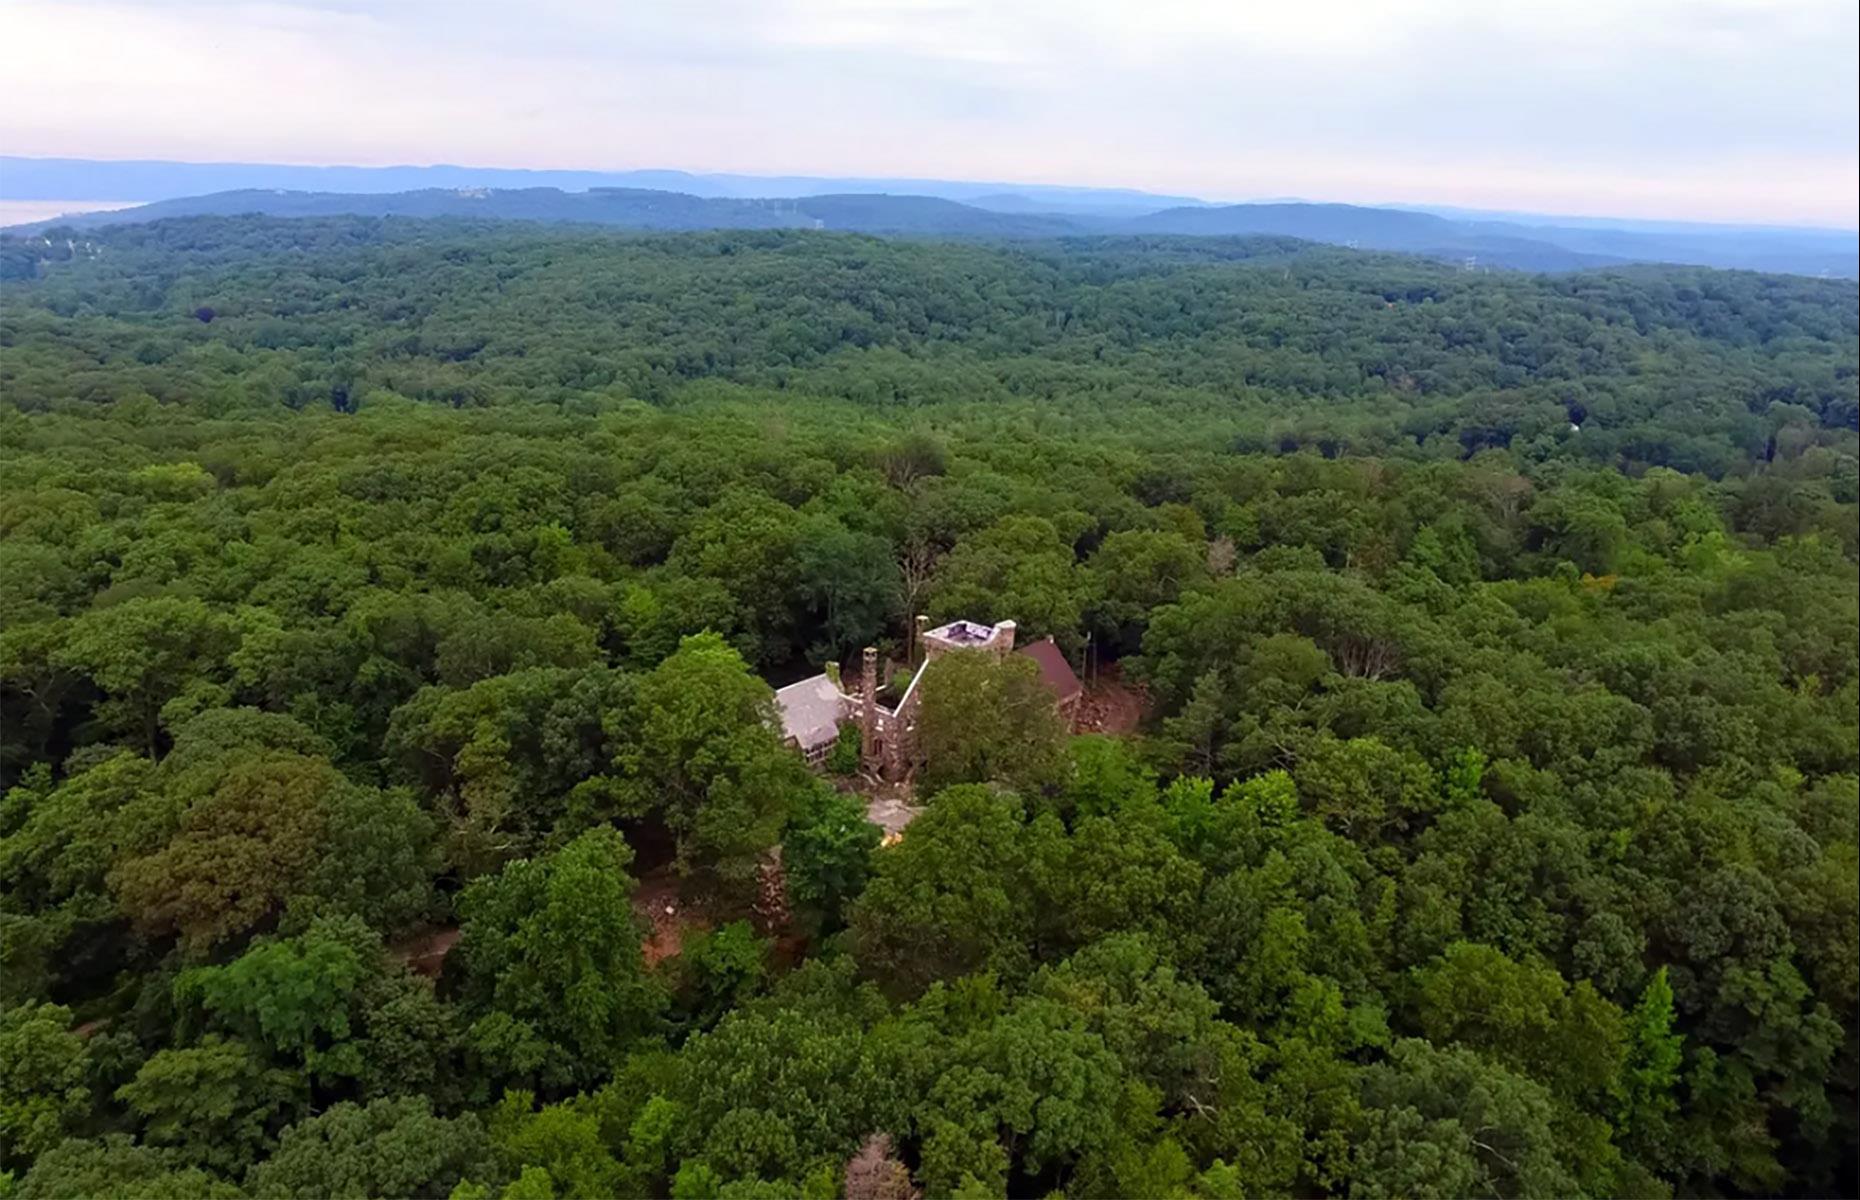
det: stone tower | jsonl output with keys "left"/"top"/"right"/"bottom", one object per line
{"left": 860, "top": 645, "right": 879, "bottom": 760}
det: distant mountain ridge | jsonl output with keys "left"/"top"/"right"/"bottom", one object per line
{"left": 0, "top": 156, "right": 1204, "bottom": 216}
{"left": 7, "top": 182, "right": 1855, "bottom": 277}
{"left": 1121, "top": 203, "right": 1857, "bottom": 276}
{"left": 5, "top": 187, "right": 1085, "bottom": 238}
{"left": 1120, "top": 201, "right": 1604, "bottom": 270}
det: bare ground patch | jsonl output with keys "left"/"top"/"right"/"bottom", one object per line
{"left": 1075, "top": 662, "right": 1148, "bottom": 735}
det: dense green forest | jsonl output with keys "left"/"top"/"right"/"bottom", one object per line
{"left": 1, "top": 216, "right": 1856, "bottom": 1198}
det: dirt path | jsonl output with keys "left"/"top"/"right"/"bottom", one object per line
{"left": 633, "top": 867, "right": 711, "bottom": 967}
{"left": 1076, "top": 663, "right": 1147, "bottom": 734}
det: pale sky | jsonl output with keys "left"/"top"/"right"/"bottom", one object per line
{"left": 2, "top": 0, "right": 1856, "bottom": 226}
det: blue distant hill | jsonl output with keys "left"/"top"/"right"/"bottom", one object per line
{"left": 0, "top": 156, "right": 1204, "bottom": 216}
{"left": 5, "top": 157, "right": 1853, "bottom": 277}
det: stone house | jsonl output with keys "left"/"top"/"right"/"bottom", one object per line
{"left": 774, "top": 617, "right": 1083, "bottom": 777}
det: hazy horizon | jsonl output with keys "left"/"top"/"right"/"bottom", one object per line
{"left": 5, "top": 154, "right": 1858, "bottom": 236}
{"left": 3, "top": 0, "right": 1855, "bottom": 229}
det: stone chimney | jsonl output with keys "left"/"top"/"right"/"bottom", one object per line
{"left": 860, "top": 646, "right": 879, "bottom": 760}
{"left": 914, "top": 614, "right": 928, "bottom": 664}
{"left": 993, "top": 620, "right": 1017, "bottom": 657}
{"left": 824, "top": 660, "right": 841, "bottom": 689}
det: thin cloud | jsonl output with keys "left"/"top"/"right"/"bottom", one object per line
{"left": 1, "top": 0, "right": 1853, "bottom": 225}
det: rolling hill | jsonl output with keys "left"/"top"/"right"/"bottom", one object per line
{"left": 7, "top": 187, "right": 1082, "bottom": 239}
{"left": 9, "top": 183, "right": 1855, "bottom": 276}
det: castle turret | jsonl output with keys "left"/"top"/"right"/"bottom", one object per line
{"left": 922, "top": 618, "right": 1004, "bottom": 660}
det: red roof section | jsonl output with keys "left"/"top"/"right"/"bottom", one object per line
{"left": 1018, "top": 638, "right": 1082, "bottom": 702}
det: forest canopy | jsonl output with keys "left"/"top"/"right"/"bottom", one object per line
{"left": 1, "top": 216, "right": 1855, "bottom": 1198}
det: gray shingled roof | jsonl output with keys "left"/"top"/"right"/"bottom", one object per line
{"left": 774, "top": 673, "right": 847, "bottom": 749}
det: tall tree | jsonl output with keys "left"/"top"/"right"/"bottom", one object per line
{"left": 453, "top": 827, "right": 665, "bottom": 1091}
{"left": 0, "top": 1002, "right": 90, "bottom": 1170}
{"left": 56, "top": 597, "right": 236, "bottom": 755}
{"left": 850, "top": 785, "right": 1055, "bottom": 996}
{"left": 911, "top": 651, "right": 1067, "bottom": 796}
{"left": 243, "top": 1097, "right": 489, "bottom": 1199}
{"left": 615, "top": 632, "right": 810, "bottom": 889}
